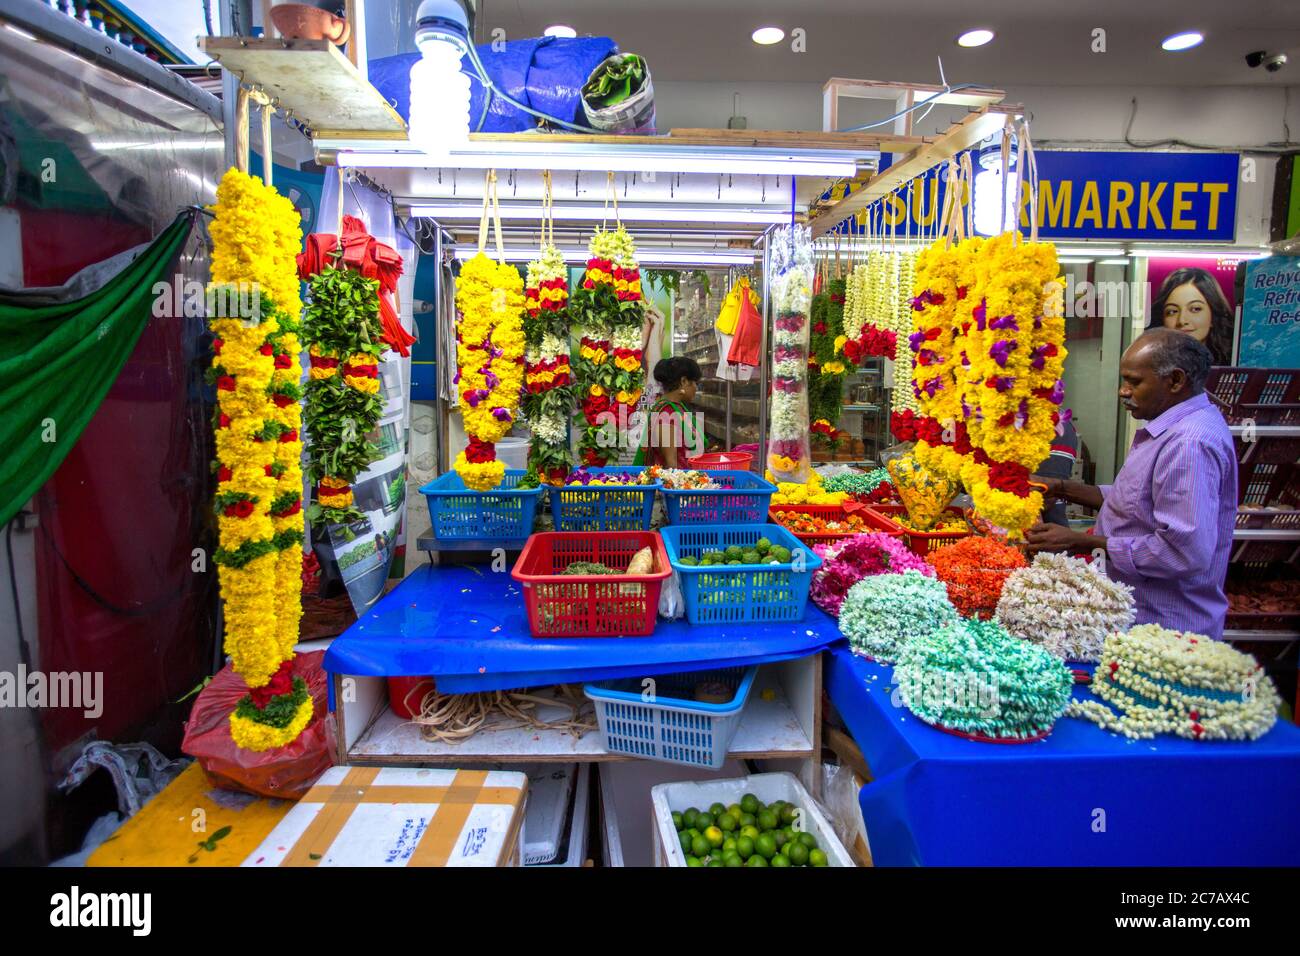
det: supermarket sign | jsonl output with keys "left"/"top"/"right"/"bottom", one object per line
{"left": 826, "top": 150, "right": 1239, "bottom": 242}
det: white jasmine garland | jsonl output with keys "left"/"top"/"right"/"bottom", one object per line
{"left": 539, "top": 332, "right": 568, "bottom": 360}
{"left": 995, "top": 552, "right": 1135, "bottom": 662}
{"left": 611, "top": 323, "right": 642, "bottom": 351}
{"left": 532, "top": 412, "right": 568, "bottom": 446}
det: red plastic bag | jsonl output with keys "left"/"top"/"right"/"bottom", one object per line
{"left": 181, "top": 650, "right": 336, "bottom": 800}
{"left": 727, "top": 291, "right": 763, "bottom": 368}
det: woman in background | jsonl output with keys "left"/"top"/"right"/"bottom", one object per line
{"left": 1149, "top": 267, "right": 1235, "bottom": 366}
{"left": 645, "top": 356, "right": 703, "bottom": 468}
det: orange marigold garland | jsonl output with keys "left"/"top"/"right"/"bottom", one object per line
{"left": 927, "top": 536, "right": 1028, "bottom": 619}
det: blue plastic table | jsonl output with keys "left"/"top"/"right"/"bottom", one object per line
{"left": 826, "top": 646, "right": 1300, "bottom": 865}
{"left": 324, "top": 564, "right": 840, "bottom": 694}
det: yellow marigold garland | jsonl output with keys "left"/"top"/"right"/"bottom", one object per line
{"left": 229, "top": 695, "right": 314, "bottom": 751}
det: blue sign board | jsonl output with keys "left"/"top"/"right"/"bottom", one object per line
{"left": 827, "top": 150, "right": 1240, "bottom": 243}
{"left": 1240, "top": 256, "right": 1300, "bottom": 368}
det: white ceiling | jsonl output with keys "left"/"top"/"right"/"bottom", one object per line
{"left": 480, "top": 0, "right": 1300, "bottom": 87}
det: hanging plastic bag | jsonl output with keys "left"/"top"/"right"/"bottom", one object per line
{"left": 658, "top": 570, "right": 686, "bottom": 620}
{"left": 727, "top": 287, "right": 764, "bottom": 368}
{"left": 714, "top": 281, "right": 743, "bottom": 335}
{"left": 887, "top": 454, "right": 959, "bottom": 531}
{"left": 581, "top": 53, "right": 656, "bottom": 133}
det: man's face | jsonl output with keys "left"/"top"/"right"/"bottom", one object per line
{"left": 1118, "top": 345, "right": 1174, "bottom": 421}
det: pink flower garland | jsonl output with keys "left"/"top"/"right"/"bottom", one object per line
{"left": 811, "top": 532, "right": 935, "bottom": 617}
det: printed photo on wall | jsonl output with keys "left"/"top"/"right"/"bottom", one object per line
{"left": 1145, "top": 260, "right": 1238, "bottom": 366}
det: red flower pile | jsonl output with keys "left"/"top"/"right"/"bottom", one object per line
{"left": 926, "top": 536, "right": 1028, "bottom": 618}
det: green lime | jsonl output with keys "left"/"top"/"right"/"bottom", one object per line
{"left": 679, "top": 555, "right": 699, "bottom": 566}
{"left": 717, "top": 812, "right": 738, "bottom": 832}
{"left": 745, "top": 854, "right": 768, "bottom": 867}
{"left": 695, "top": 810, "right": 713, "bottom": 829}
{"left": 738, "top": 813, "right": 756, "bottom": 829}
{"left": 740, "top": 794, "right": 760, "bottom": 815}
{"left": 671, "top": 811, "right": 683, "bottom": 830}
{"left": 787, "top": 842, "right": 810, "bottom": 866}
{"left": 771, "top": 853, "right": 791, "bottom": 868}
{"left": 707, "top": 858, "right": 725, "bottom": 868}
{"left": 755, "top": 833, "right": 777, "bottom": 860}
{"left": 724, "top": 852, "right": 744, "bottom": 868}
{"left": 704, "top": 826, "right": 724, "bottom": 848}
{"left": 757, "top": 809, "right": 778, "bottom": 831}
{"left": 678, "top": 831, "right": 692, "bottom": 851}
{"left": 755, "top": 537, "right": 772, "bottom": 554}
{"left": 809, "top": 848, "right": 829, "bottom": 867}
{"left": 739, "top": 824, "right": 760, "bottom": 841}
{"left": 741, "top": 551, "right": 761, "bottom": 565}
{"left": 686, "top": 856, "right": 703, "bottom": 867}
{"left": 798, "top": 832, "right": 818, "bottom": 850}
{"left": 725, "top": 545, "right": 743, "bottom": 560}
{"left": 686, "top": 828, "right": 702, "bottom": 842}
{"left": 722, "top": 837, "right": 737, "bottom": 853}
{"left": 709, "top": 802, "right": 727, "bottom": 817}
{"left": 779, "top": 804, "right": 798, "bottom": 825}
{"left": 772, "top": 829, "right": 789, "bottom": 849}
{"left": 727, "top": 803, "right": 743, "bottom": 819}
{"left": 691, "top": 835, "right": 710, "bottom": 858}
{"left": 735, "top": 835, "right": 755, "bottom": 860}
{"left": 682, "top": 808, "right": 699, "bottom": 829}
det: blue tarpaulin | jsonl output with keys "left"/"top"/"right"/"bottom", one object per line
{"left": 369, "top": 35, "right": 619, "bottom": 133}
{"left": 322, "top": 564, "right": 839, "bottom": 695}
{"left": 826, "top": 646, "right": 1300, "bottom": 866}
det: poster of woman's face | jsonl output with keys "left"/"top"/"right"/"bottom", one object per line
{"left": 1146, "top": 261, "right": 1237, "bottom": 366}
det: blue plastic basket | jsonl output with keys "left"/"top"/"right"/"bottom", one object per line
{"left": 546, "top": 466, "right": 659, "bottom": 532}
{"left": 584, "top": 666, "right": 758, "bottom": 768}
{"left": 661, "top": 470, "right": 777, "bottom": 525}
{"left": 419, "top": 470, "right": 543, "bottom": 544}
{"left": 659, "top": 523, "right": 823, "bottom": 625}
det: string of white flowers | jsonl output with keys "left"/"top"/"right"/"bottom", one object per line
{"left": 995, "top": 552, "right": 1136, "bottom": 662}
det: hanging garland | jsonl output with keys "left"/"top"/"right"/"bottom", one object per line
{"left": 523, "top": 242, "right": 574, "bottom": 485}
{"left": 206, "top": 167, "right": 310, "bottom": 752}
{"left": 768, "top": 225, "right": 814, "bottom": 481}
{"left": 569, "top": 209, "right": 644, "bottom": 468}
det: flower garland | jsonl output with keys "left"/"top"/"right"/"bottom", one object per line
{"left": 768, "top": 225, "right": 814, "bottom": 482}
{"left": 454, "top": 253, "right": 526, "bottom": 489}
{"left": 569, "top": 225, "right": 644, "bottom": 467}
{"left": 838, "top": 569, "right": 957, "bottom": 663}
{"left": 960, "top": 234, "right": 1067, "bottom": 536}
{"left": 765, "top": 469, "right": 848, "bottom": 505}
{"left": 207, "top": 167, "right": 310, "bottom": 752}
{"left": 300, "top": 260, "right": 385, "bottom": 526}
{"left": 807, "top": 279, "right": 846, "bottom": 427}
{"left": 995, "top": 552, "right": 1136, "bottom": 661}
{"left": 895, "top": 617, "right": 1074, "bottom": 740}
{"left": 1066, "top": 625, "right": 1281, "bottom": 741}
{"left": 523, "top": 243, "right": 573, "bottom": 485}
{"left": 886, "top": 453, "right": 959, "bottom": 531}
{"left": 926, "top": 536, "right": 1027, "bottom": 619}
{"left": 811, "top": 532, "right": 934, "bottom": 617}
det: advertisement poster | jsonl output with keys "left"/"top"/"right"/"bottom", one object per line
{"left": 1240, "top": 256, "right": 1300, "bottom": 368}
{"left": 1144, "top": 257, "right": 1239, "bottom": 366}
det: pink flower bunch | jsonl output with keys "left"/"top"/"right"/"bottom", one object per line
{"left": 811, "top": 532, "right": 935, "bottom": 617}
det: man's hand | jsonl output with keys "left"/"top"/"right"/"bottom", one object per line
{"left": 1024, "top": 521, "right": 1090, "bottom": 553}
{"left": 1032, "top": 475, "right": 1065, "bottom": 500}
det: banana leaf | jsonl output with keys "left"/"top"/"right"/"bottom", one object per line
{"left": 582, "top": 54, "right": 646, "bottom": 108}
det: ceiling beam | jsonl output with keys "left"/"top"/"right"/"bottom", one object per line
{"left": 807, "top": 105, "right": 1020, "bottom": 238}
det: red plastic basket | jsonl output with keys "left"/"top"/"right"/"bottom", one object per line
{"left": 869, "top": 504, "right": 972, "bottom": 556}
{"left": 511, "top": 531, "right": 671, "bottom": 637}
{"left": 768, "top": 503, "right": 904, "bottom": 547}
{"left": 685, "top": 451, "right": 755, "bottom": 471}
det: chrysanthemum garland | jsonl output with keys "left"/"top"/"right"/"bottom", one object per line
{"left": 927, "top": 536, "right": 1027, "bottom": 619}
{"left": 454, "top": 253, "right": 526, "bottom": 490}
{"left": 995, "top": 552, "right": 1135, "bottom": 661}
{"left": 207, "top": 167, "right": 310, "bottom": 752}
{"left": 896, "top": 617, "right": 1074, "bottom": 740}
{"left": 838, "top": 570, "right": 957, "bottom": 663}
{"left": 523, "top": 243, "right": 573, "bottom": 485}
{"left": 569, "top": 225, "right": 644, "bottom": 467}
{"left": 768, "top": 225, "right": 814, "bottom": 482}
{"left": 812, "top": 532, "right": 934, "bottom": 617}
{"left": 1067, "top": 625, "right": 1281, "bottom": 741}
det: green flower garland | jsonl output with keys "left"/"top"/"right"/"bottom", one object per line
{"left": 838, "top": 570, "right": 957, "bottom": 663}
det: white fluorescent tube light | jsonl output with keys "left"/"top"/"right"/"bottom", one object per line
{"left": 451, "top": 246, "right": 756, "bottom": 265}
{"left": 1052, "top": 246, "right": 1126, "bottom": 257}
{"left": 335, "top": 148, "right": 858, "bottom": 177}
{"left": 1098, "top": 259, "right": 1131, "bottom": 266}
{"left": 409, "top": 202, "right": 790, "bottom": 224}
{"left": 1130, "top": 248, "right": 1269, "bottom": 260}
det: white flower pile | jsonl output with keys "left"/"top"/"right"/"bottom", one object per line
{"left": 995, "top": 552, "right": 1135, "bottom": 662}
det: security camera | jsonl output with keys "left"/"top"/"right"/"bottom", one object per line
{"left": 1245, "top": 50, "right": 1288, "bottom": 72}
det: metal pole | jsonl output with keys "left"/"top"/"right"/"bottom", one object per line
{"left": 757, "top": 229, "right": 772, "bottom": 469}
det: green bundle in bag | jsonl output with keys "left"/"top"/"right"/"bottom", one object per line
{"left": 582, "top": 53, "right": 646, "bottom": 108}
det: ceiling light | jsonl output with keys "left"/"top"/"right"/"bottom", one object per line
{"left": 1161, "top": 32, "right": 1204, "bottom": 52}
{"left": 956, "top": 29, "right": 995, "bottom": 48}
{"left": 543, "top": 25, "right": 577, "bottom": 39}
{"left": 451, "top": 246, "right": 756, "bottom": 266}
{"left": 1132, "top": 248, "right": 1267, "bottom": 260}
{"left": 752, "top": 27, "right": 785, "bottom": 45}
{"left": 1053, "top": 246, "right": 1126, "bottom": 257}
{"left": 408, "top": 0, "right": 472, "bottom": 151}
{"left": 410, "top": 202, "right": 790, "bottom": 224}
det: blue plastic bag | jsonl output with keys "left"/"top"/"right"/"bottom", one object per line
{"left": 369, "top": 35, "right": 620, "bottom": 133}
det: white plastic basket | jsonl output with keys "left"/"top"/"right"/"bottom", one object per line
{"left": 650, "top": 772, "right": 855, "bottom": 867}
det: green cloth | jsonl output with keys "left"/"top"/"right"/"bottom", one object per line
{"left": 0, "top": 213, "right": 193, "bottom": 526}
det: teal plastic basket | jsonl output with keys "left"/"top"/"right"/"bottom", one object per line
{"left": 661, "top": 470, "right": 777, "bottom": 525}
{"left": 546, "top": 467, "right": 659, "bottom": 531}
{"left": 419, "top": 470, "right": 542, "bottom": 544}
{"left": 584, "top": 666, "right": 758, "bottom": 768}
{"left": 659, "top": 523, "right": 822, "bottom": 625}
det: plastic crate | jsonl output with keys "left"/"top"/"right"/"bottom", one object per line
{"left": 546, "top": 467, "right": 659, "bottom": 531}
{"left": 685, "top": 451, "right": 754, "bottom": 471}
{"left": 869, "top": 504, "right": 972, "bottom": 556}
{"left": 659, "top": 523, "right": 822, "bottom": 624}
{"left": 651, "top": 772, "right": 855, "bottom": 867}
{"left": 511, "top": 531, "right": 671, "bottom": 637}
{"left": 584, "top": 666, "right": 757, "bottom": 769}
{"left": 661, "top": 470, "right": 776, "bottom": 525}
{"left": 768, "top": 503, "right": 904, "bottom": 547}
{"left": 419, "top": 470, "right": 543, "bottom": 544}
{"left": 1207, "top": 367, "right": 1300, "bottom": 426}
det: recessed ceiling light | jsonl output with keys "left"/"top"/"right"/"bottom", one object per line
{"left": 956, "top": 29, "right": 995, "bottom": 48}
{"left": 543, "top": 25, "right": 577, "bottom": 39}
{"left": 752, "top": 27, "right": 785, "bottom": 45}
{"left": 1161, "top": 31, "right": 1204, "bottom": 51}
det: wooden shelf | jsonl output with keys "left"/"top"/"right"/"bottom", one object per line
{"left": 199, "top": 37, "right": 406, "bottom": 138}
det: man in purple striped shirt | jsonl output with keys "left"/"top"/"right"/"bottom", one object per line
{"left": 1025, "top": 329, "right": 1236, "bottom": 639}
